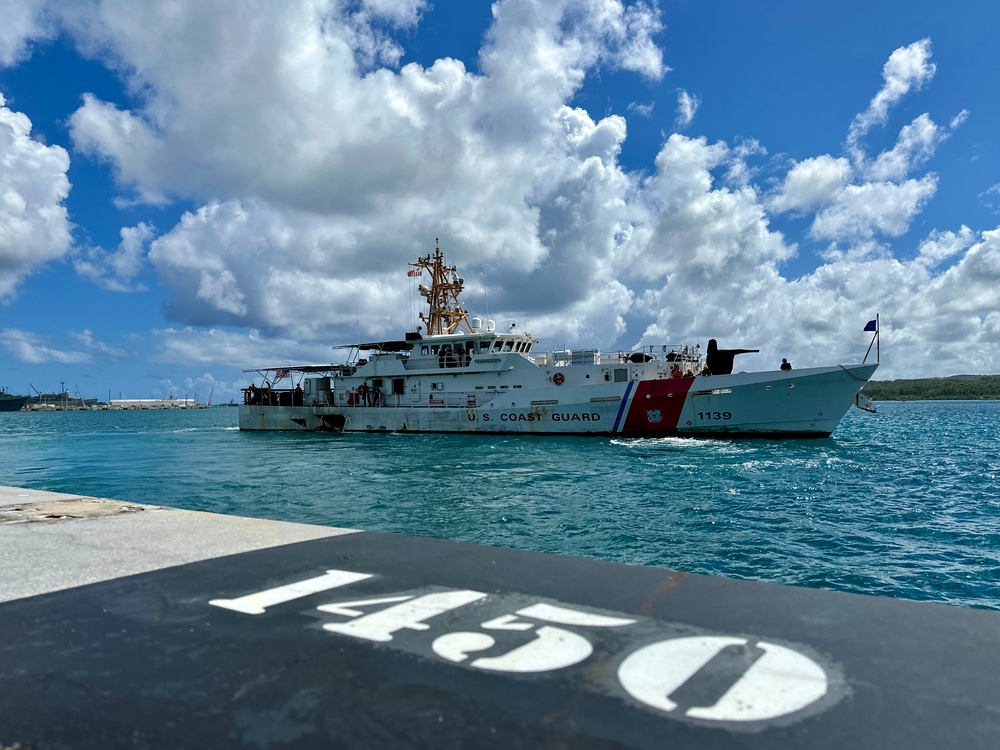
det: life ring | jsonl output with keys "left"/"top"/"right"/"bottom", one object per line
{"left": 552, "top": 372, "right": 565, "bottom": 385}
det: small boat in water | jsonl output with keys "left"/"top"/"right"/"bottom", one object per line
{"left": 0, "top": 387, "right": 30, "bottom": 412}
{"left": 240, "top": 243, "right": 878, "bottom": 437}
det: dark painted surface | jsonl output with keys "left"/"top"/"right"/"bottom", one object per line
{"left": 2, "top": 530, "right": 999, "bottom": 748}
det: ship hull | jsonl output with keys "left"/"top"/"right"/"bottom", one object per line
{"left": 0, "top": 395, "right": 30, "bottom": 412}
{"left": 239, "top": 363, "right": 878, "bottom": 437}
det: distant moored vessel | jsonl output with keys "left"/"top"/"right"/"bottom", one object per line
{"left": 0, "top": 387, "right": 30, "bottom": 412}
{"left": 239, "top": 242, "right": 878, "bottom": 437}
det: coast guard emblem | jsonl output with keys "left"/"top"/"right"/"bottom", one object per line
{"left": 647, "top": 409, "right": 662, "bottom": 423}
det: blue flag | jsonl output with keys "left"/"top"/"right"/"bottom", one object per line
{"left": 864, "top": 319, "right": 877, "bottom": 332}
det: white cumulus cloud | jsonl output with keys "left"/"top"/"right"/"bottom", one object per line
{"left": 3, "top": 5, "right": 1000, "bottom": 383}
{"left": 0, "top": 0, "right": 55, "bottom": 67}
{"left": 0, "top": 328, "right": 90, "bottom": 364}
{"left": 74, "top": 222, "right": 153, "bottom": 292}
{"left": 0, "top": 93, "right": 73, "bottom": 301}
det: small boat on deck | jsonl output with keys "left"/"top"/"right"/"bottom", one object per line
{"left": 239, "top": 243, "right": 878, "bottom": 437}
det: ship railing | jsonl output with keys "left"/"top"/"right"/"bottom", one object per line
{"left": 332, "top": 390, "right": 485, "bottom": 409}
{"left": 592, "top": 345, "right": 703, "bottom": 367}
{"left": 242, "top": 387, "right": 304, "bottom": 407}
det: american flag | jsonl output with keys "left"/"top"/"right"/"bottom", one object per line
{"left": 274, "top": 369, "right": 290, "bottom": 380}
{"left": 407, "top": 268, "right": 422, "bottom": 277}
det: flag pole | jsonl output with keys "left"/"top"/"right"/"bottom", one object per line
{"left": 862, "top": 315, "right": 879, "bottom": 364}
{"left": 876, "top": 313, "right": 880, "bottom": 363}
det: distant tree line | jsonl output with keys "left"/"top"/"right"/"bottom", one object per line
{"left": 863, "top": 375, "right": 1000, "bottom": 401}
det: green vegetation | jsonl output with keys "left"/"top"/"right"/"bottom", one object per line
{"left": 863, "top": 375, "right": 1000, "bottom": 401}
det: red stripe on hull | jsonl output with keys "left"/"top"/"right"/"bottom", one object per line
{"left": 620, "top": 378, "right": 695, "bottom": 435}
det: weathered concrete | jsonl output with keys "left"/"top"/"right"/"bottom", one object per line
{"left": 0, "top": 485, "right": 358, "bottom": 604}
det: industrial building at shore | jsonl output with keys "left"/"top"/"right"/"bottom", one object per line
{"left": 20, "top": 397, "right": 211, "bottom": 411}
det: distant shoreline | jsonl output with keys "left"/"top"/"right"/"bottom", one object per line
{"left": 864, "top": 375, "right": 1000, "bottom": 401}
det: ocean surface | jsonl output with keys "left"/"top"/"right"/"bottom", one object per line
{"left": 2, "top": 402, "right": 998, "bottom": 610}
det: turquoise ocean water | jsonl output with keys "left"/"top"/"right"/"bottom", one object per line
{"left": 2, "top": 402, "right": 998, "bottom": 609}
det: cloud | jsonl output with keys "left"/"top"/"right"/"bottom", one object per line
{"left": 810, "top": 176, "right": 938, "bottom": 244}
{"left": 72, "top": 328, "right": 127, "bottom": 358}
{"left": 770, "top": 155, "right": 852, "bottom": 214}
{"left": 152, "top": 327, "right": 330, "bottom": 368}
{"left": 0, "top": 328, "right": 91, "bottom": 364}
{"left": 674, "top": 89, "right": 700, "bottom": 130}
{"left": 915, "top": 226, "right": 974, "bottom": 268}
{"left": 101, "top": 21, "right": 1000, "bottom": 378}
{"left": 57, "top": 1, "right": 661, "bottom": 347}
{"left": 770, "top": 40, "right": 960, "bottom": 251}
{"left": 0, "top": 93, "right": 73, "bottom": 302}
{"left": 0, "top": 0, "right": 55, "bottom": 67}
{"left": 155, "top": 371, "right": 245, "bottom": 403}
{"left": 6, "top": 5, "right": 1000, "bottom": 382}
{"left": 627, "top": 101, "right": 654, "bottom": 118}
{"left": 63, "top": 0, "right": 662, "bottom": 208}
{"left": 847, "top": 38, "right": 936, "bottom": 158}
{"left": 74, "top": 222, "right": 153, "bottom": 292}
{"left": 982, "top": 183, "right": 1000, "bottom": 214}
{"left": 868, "top": 113, "right": 948, "bottom": 182}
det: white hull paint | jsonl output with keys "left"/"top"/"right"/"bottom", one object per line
{"left": 239, "top": 363, "right": 878, "bottom": 438}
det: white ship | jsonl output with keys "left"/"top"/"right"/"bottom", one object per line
{"left": 239, "top": 244, "right": 878, "bottom": 437}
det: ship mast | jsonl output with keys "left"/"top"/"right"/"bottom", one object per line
{"left": 411, "top": 239, "right": 473, "bottom": 336}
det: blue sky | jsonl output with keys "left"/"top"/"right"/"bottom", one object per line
{"left": 2, "top": 0, "right": 999, "bottom": 403}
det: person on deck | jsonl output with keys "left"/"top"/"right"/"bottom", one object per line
{"left": 781, "top": 358, "right": 792, "bottom": 371}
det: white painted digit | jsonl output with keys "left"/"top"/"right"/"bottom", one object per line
{"left": 515, "top": 602, "right": 635, "bottom": 628}
{"left": 320, "top": 589, "right": 486, "bottom": 643}
{"left": 433, "top": 626, "right": 593, "bottom": 673}
{"left": 431, "top": 603, "right": 632, "bottom": 673}
{"left": 617, "top": 636, "right": 828, "bottom": 722}
{"left": 686, "top": 641, "right": 827, "bottom": 721}
{"left": 209, "top": 569, "right": 372, "bottom": 615}
{"left": 480, "top": 614, "right": 534, "bottom": 631}
{"left": 317, "top": 595, "right": 412, "bottom": 617}
{"left": 433, "top": 631, "right": 497, "bottom": 662}
{"left": 618, "top": 636, "right": 744, "bottom": 712}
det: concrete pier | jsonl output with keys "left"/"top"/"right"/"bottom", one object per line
{"left": 2, "top": 485, "right": 999, "bottom": 748}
